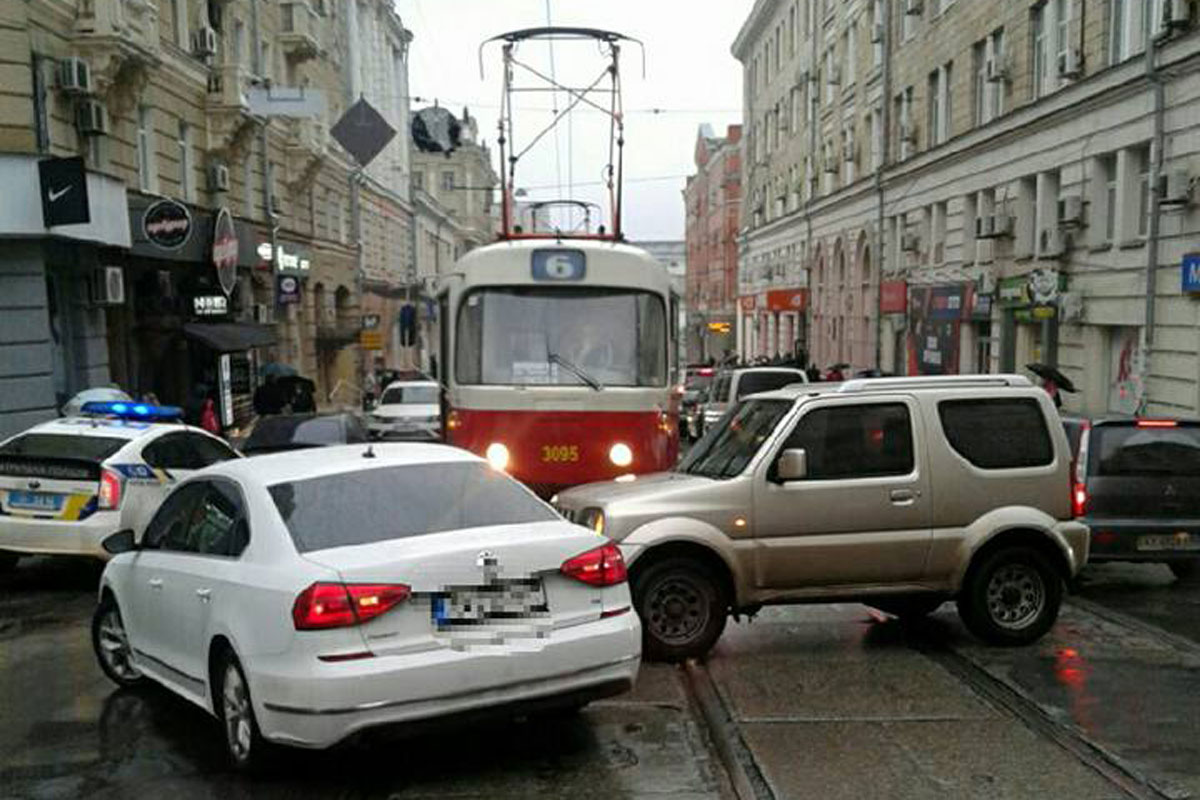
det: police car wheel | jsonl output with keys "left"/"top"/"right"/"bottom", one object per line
{"left": 0, "top": 551, "right": 18, "bottom": 572}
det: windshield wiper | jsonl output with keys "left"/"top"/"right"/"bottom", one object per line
{"left": 548, "top": 353, "right": 604, "bottom": 391}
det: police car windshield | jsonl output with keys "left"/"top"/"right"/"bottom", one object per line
{"left": 0, "top": 433, "right": 126, "bottom": 462}
{"left": 455, "top": 287, "right": 667, "bottom": 388}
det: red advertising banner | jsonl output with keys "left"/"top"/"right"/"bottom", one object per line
{"left": 906, "top": 284, "right": 974, "bottom": 376}
{"left": 880, "top": 280, "right": 907, "bottom": 314}
{"left": 766, "top": 288, "right": 808, "bottom": 312}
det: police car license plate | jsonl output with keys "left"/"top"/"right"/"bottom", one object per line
{"left": 433, "top": 580, "right": 547, "bottom": 625}
{"left": 1138, "top": 533, "right": 1200, "bottom": 551}
{"left": 6, "top": 491, "right": 64, "bottom": 512}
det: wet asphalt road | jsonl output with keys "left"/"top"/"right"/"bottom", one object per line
{"left": 3, "top": 557, "right": 1200, "bottom": 799}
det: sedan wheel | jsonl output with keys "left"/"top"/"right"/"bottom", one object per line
{"left": 216, "top": 653, "right": 271, "bottom": 770}
{"left": 92, "top": 597, "right": 144, "bottom": 688}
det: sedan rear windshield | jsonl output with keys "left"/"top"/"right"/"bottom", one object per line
{"left": 269, "top": 462, "right": 558, "bottom": 553}
{"left": 1090, "top": 424, "right": 1200, "bottom": 477}
{"left": 0, "top": 433, "right": 125, "bottom": 462}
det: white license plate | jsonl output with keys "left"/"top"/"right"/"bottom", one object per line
{"left": 1137, "top": 533, "right": 1200, "bottom": 551}
{"left": 434, "top": 580, "right": 547, "bottom": 625}
{"left": 6, "top": 491, "right": 64, "bottom": 512}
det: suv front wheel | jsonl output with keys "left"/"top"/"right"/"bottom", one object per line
{"left": 957, "top": 546, "right": 1063, "bottom": 646}
{"left": 633, "top": 557, "right": 728, "bottom": 662}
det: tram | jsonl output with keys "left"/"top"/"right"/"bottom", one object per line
{"left": 438, "top": 27, "right": 680, "bottom": 496}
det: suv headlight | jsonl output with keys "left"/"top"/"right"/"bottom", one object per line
{"left": 577, "top": 507, "right": 606, "bottom": 535}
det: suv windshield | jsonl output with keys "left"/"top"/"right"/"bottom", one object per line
{"left": 379, "top": 386, "right": 438, "bottom": 405}
{"left": 678, "top": 399, "right": 792, "bottom": 479}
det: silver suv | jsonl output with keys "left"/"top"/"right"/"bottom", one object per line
{"left": 698, "top": 367, "right": 808, "bottom": 437}
{"left": 554, "top": 375, "right": 1089, "bottom": 661}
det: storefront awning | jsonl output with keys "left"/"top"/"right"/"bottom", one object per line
{"left": 183, "top": 322, "right": 277, "bottom": 353}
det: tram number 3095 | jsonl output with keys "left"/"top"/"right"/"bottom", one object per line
{"left": 541, "top": 444, "right": 580, "bottom": 463}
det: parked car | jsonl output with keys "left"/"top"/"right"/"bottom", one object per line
{"left": 1073, "top": 417, "right": 1200, "bottom": 580}
{"left": 0, "top": 401, "right": 239, "bottom": 568}
{"left": 368, "top": 380, "right": 441, "bottom": 440}
{"left": 240, "top": 413, "right": 368, "bottom": 456}
{"left": 92, "top": 444, "right": 640, "bottom": 768}
{"left": 697, "top": 367, "right": 809, "bottom": 437}
{"left": 554, "top": 374, "right": 1089, "bottom": 660}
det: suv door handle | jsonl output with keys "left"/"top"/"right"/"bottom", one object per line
{"left": 196, "top": 588, "right": 212, "bottom": 603}
{"left": 890, "top": 489, "right": 918, "bottom": 504}
{"left": 148, "top": 578, "right": 164, "bottom": 590}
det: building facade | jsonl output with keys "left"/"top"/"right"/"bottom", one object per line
{"left": 0, "top": 0, "right": 420, "bottom": 438}
{"left": 684, "top": 124, "right": 741, "bottom": 363}
{"left": 733, "top": 0, "right": 1200, "bottom": 416}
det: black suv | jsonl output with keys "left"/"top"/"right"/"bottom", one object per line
{"left": 1074, "top": 418, "right": 1200, "bottom": 580}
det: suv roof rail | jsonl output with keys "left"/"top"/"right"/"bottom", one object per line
{"left": 836, "top": 374, "right": 1034, "bottom": 393}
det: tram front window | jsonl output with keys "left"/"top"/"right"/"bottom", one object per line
{"left": 456, "top": 287, "right": 667, "bottom": 387}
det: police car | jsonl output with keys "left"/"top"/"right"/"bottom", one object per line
{"left": 0, "top": 402, "right": 240, "bottom": 568}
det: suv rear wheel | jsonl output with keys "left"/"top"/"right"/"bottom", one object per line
{"left": 633, "top": 557, "right": 728, "bottom": 662}
{"left": 957, "top": 546, "right": 1063, "bottom": 646}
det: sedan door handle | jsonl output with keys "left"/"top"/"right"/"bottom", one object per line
{"left": 889, "top": 489, "right": 917, "bottom": 505}
{"left": 196, "top": 588, "right": 212, "bottom": 603}
{"left": 148, "top": 578, "right": 164, "bottom": 590}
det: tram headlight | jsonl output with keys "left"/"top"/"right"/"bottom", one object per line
{"left": 485, "top": 442, "right": 510, "bottom": 471}
{"left": 609, "top": 442, "right": 633, "bottom": 468}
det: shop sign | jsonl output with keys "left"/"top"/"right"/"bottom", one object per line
{"left": 142, "top": 198, "right": 192, "bottom": 250}
{"left": 880, "top": 280, "right": 907, "bottom": 314}
{"left": 707, "top": 321, "right": 732, "bottom": 334}
{"left": 926, "top": 284, "right": 967, "bottom": 320}
{"left": 739, "top": 295, "right": 760, "bottom": 312}
{"left": 276, "top": 274, "right": 301, "bottom": 305}
{"left": 218, "top": 354, "right": 234, "bottom": 428}
{"left": 970, "top": 293, "right": 994, "bottom": 320}
{"left": 192, "top": 295, "right": 228, "bottom": 316}
{"left": 997, "top": 276, "right": 1031, "bottom": 308}
{"left": 257, "top": 241, "right": 311, "bottom": 272}
{"left": 766, "top": 288, "right": 808, "bottom": 312}
{"left": 360, "top": 330, "right": 384, "bottom": 350}
{"left": 38, "top": 156, "right": 90, "bottom": 227}
{"left": 212, "top": 207, "right": 239, "bottom": 296}
{"left": 361, "top": 313, "right": 381, "bottom": 330}
{"left": 1182, "top": 253, "right": 1200, "bottom": 293}
{"left": 1028, "top": 268, "right": 1060, "bottom": 306}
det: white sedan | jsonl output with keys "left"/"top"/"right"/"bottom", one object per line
{"left": 368, "top": 380, "right": 441, "bottom": 440}
{"left": 91, "top": 443, "right": 640, "bottom": 769}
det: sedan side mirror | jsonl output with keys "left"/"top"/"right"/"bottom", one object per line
{"left": 102, "top": 529, "right": 138, "bottom": 555}
{"left": 776, "top": 448, "right": 808, "bottom": 482}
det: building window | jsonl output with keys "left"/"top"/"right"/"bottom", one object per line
{"left": 900, "top": 0, "right": 918, "bottom": 42}
{"left": 1136, "top": 144, "right": 1151, "bottom": 238}
{"left": 137, "top": 105, "right": 154, "bottom": 192}
{"left": 895, "top": 86, "right": 913, "bottom": 160}
{"left": 412, "top": 170, "right": 424, "bottom": 191}
{"left": 789, "top": 4, "right": 797, "bottom": 56}
{"left": 441, "top": 171, "right": 455, "bottom": 191}
{"left": 845, "top": 23, "right": 856, "bottom": 86}
{"left": 927, "top": 62, "right": 950, "bottom": 147}
{"left": 1109, "top": 0, "right": 1160, "bottom": 63}
{"left": 1033, "top": 0, "right": 1071, "bottom": 98}
{"left": 871, "top": 0, "right": 885, "bottom": 67}
{"left": 242, "top": 152, "right": 253, "bottom": 218}
{"left": 1032, "top": 4, "right": 1048, "bottom": 97}
{"left": 31, "top": 54, "right": 50, "bottom": 153}
{"left": 869, "top": 107, "right": 883, "bottom": 171}
{"left": 1091, "top": 154, "right": 1118, "bottom": 245}
{"left": 825, "top": 47, "right": 837, "bottom": 103}
{"left": 171, "top": 0, "right": 189, "bottom": 48}
{"left": 177, "top": 120, "right": 193, "bottom": 202}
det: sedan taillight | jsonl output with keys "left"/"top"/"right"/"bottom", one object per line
{"left": 292, "top": 582, "right": 411, "bottom": 630}
{"left": 98, "top": 468, "right": 124, "bottom": 510}
{"left": 561, "top": 543, "right": 627, "bottom": 587}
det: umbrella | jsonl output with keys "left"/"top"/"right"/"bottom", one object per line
{"left": 260, "top": 362, "right": 298, "bottom": 379}
{"left": 1026, "top": 363, "right": 1077, "bottom": 393}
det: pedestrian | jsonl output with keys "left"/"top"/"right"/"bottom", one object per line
{"left": 200, "top": 395, "right": 220, "bottom": 434}
{"left": 253, "top": 374, "right": 286, "bottom": 416}
{"left": 291, "top": 381, "right": 316, "bottom": 413}
{"left": 429, "top": 353, "right": 439, "bottom": 380}
{"left": 363, "top": 368, "right": 377, "bottom": 410}
{"left": 1043, "top": 377, "right": 1063, "bottom": 409}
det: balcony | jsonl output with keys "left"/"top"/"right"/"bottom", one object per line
{"left": 73, "top": 0, "right": 161, "bottom": 94}
{"left": 279, "top": 1, "right": 321, "bottom": 62}
{"left": 206, "top": 64, "right": 260, "bottom": 156}
{"left": 285, "top": 116, "right": 328, "bottom": 188}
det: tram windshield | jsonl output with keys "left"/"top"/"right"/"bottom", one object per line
{"left": 456, "top": 287, "right": 668, "bottom": 388}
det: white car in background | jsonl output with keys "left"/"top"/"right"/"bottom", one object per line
{"left": 91, "top": 443, "right": 640, "bottom": 769}
{"left": 0, "top": 402, "right": 240, "bottom": 569}
{"left": 369, "top": 380, "right": 441, "bottom": 440}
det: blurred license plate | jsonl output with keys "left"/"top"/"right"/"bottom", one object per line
{"left": 1138, "top": 533, "right": 1200, "bottom": 551}
{"left": 434, "top": 580, "right": 547, "bottom": 625}
{"left": 6, "top": 491, "right": 63, "bottom": 512}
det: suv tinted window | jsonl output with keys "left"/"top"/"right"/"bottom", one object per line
{"left": 782, "top": 403, "right": 913, "bottom": 479}
{"left": 269, "top": 462, "right": 558, "bottom": 553}
{"left": 939, "top": 398, "right": 1053, "bottom": 469}
{"left": 737, "top": 371, "right": 804, "bottom": 399}
{"left": 1091, "top": 424, "right": 1200, "bottom": 477}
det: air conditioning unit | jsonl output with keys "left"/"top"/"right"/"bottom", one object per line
{"left": 1163, "top": 0, "right": 1192, "bottom": 30}
{"left": 57, "top": 57, "right": 92, "bottom": 95}
{"left": 1160, "top": 170, "right": 1193, "bottom": 206}
{"left": 904, "top": 0, "right": 923, "bottom": 15}
{"left": 75, "top": 100, "right": 108, "bottom": 136}
{"left": 901, "top": 233, "right": 920, "bottom": 252}
{"left": 192, "top": 25, "right": 218, "bottom": 58}
{"left": 90, "top": 267, "right": 125, "bottom": 305}
{"left": 1039, "top": 228, "right": 1065, "bottom": 257}
{"left": 1058, "top": 195, "right": 1084, "bottom": 226}
{"left": 985, "top": 56, "right": 1009, "bottom": 83}
{"left": 1056, "top": 47, "right": 1083, "bottom": 79}
{"left": 975, "top": 215, "right": 995, "bottom": 239}
{"left": 253, "top": 303, "right": 274, "bottom": 324}
{"left": 993, "top": 213, "right": 1014, "bottom": 237}
{"left": 208, "top": 163, "right": 230, "bottom": 193}
{"left": 871, "top": 22, "right": 885, "bottom": 43}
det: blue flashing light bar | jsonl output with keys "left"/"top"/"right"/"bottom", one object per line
{"left": 80, "top": 401, "right": 184, "bottom": 422}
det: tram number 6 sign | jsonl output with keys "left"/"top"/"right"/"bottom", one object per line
{"left": 541, "top": 444, "right": 580, "bottom": 463}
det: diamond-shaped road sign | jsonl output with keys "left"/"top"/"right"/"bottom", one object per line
{"left": 331, "top": 98, "right": 397, "bottom": 168}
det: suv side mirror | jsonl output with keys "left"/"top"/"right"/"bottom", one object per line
{"left": 102, "top": 529, "right": 138, "bottom": 555}
{"left": 777, "top": 449, "right": 808, "bottom": 482}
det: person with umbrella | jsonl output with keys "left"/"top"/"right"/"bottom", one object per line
{"left": 1027, "top": 363, "right": 1076, "bottom": 409}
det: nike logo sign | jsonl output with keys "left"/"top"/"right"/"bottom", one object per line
{"left": 48, "top": 185, "right": 72, "bottom": 202}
